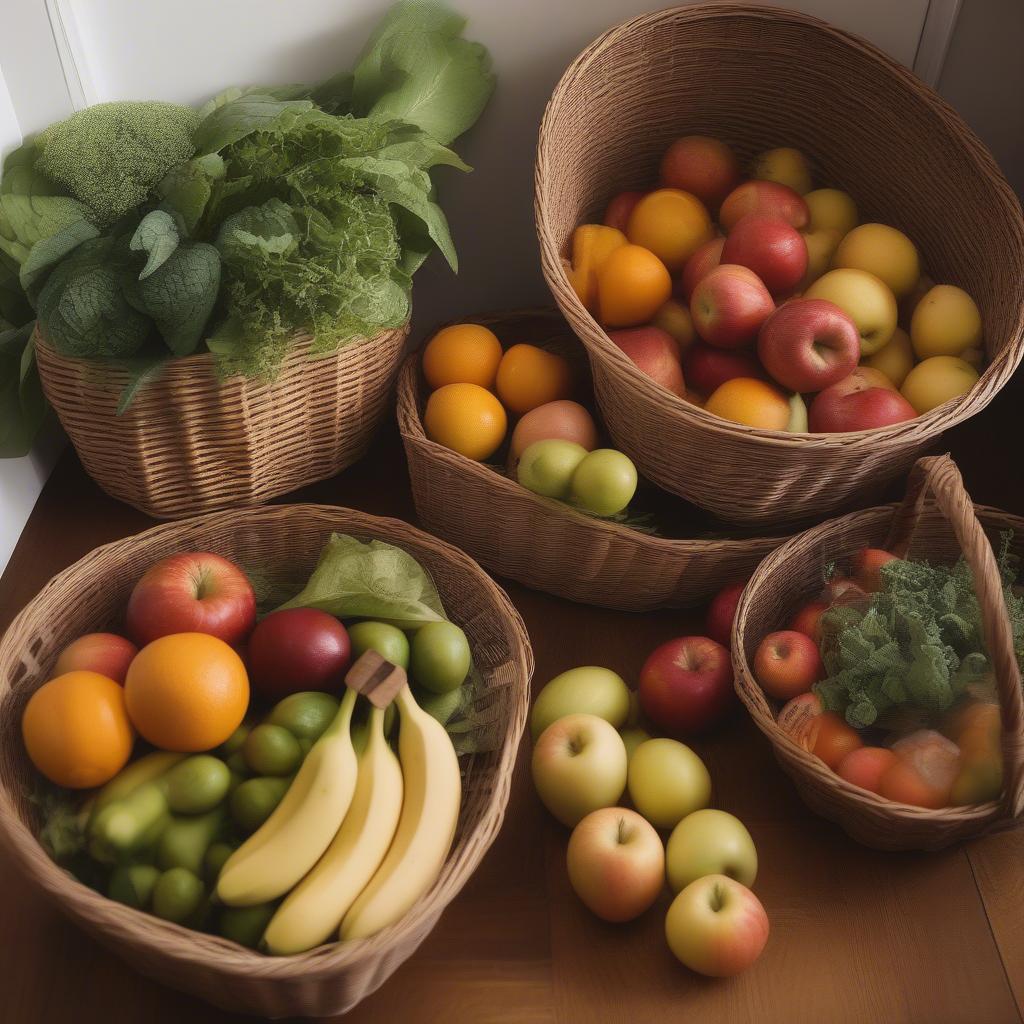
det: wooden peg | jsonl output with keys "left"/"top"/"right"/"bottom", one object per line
{"left": 344, "top": 649, "right": 407, "bottom": 708}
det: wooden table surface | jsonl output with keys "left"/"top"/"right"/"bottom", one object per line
{"left": 3, "top": 391, "right": 1024, "bottom": 1023}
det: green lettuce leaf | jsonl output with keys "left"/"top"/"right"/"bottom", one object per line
{"left": 192, "top": 94, "right": 314, "bottom": 155}
{"left": 0, "top": 323, "right": 47, "bottom": 457}
{"left": 19, "top": 217, "right": 100, "bottom": 300}
{"left": 157, "top": 154, "right": 225, "bottom": 234}
{"left": 0, "top": 140, "right": 61, "bottom": 198}
{"left": 0, "top": 194, "right": 95, "bottom": 267}
{"left": 130, "top": 209, "right": 180, "bottom": 279}
{"left": 278, "top": 533, "right": 446, "bottom": 629}
{"left": 116, "top": 347, "right": 171, "bottom": 415}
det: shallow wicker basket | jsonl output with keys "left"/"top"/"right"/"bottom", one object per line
{"left": 399, "top": 309, "right": 788, "bottom": 610}
{"left": 35, "top": 324, "right": 409, "bottom": 519}
{"left": 535, "top": 4, "right": 1024, "bottom": 528}
{"left": 0, "top": 505, "right": 532, "bottom": 1016}
{"left": 732, "top": 455, "right": 1024, "bottom": 850}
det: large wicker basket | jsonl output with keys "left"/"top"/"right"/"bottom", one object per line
{"left": 732, "top": 455, "right": 1024, "bottom": 850}
{"left": 535, "top": 4, "right": 1024, "bottom": 528}
{"left": 35, "top": 325, "right": 409, "bottom": 519}
{"left": 0, "top": 505, "right": 532, "bottom": 1016}
{"left": 399, "top": 309, "right": 788, "bottom": 610}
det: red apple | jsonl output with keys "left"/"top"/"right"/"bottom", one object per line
{"left": 53, "top": 633, "right": 138, "bottom": 684}
{"left": 683, "top": 343, "right": 763, "bottom": 396}
{"left": 247, "top": 608, "right": 352, "bottom": 697}
{"left": 665, "top": 874, "right": 770, "bottom": 977}
{"left": 126, "top": 552, "right": 257, "bottom": 647}
{"left": 690, "top": 265, "right": 775, "bottom": 349}
{"left": 722, "top": 215, "right": 808, "bottom": 296}
{"left": 720, "top": 180, "right": 810, "bottom": 232}
{"left": 639, "top": 636, "right": 736, "bottom": 735}
{"left": 754, "top": 630, "right": 824, "bottom": 701}
{"left": 607, "top": 326, "right": 686, "bottom": 399}
{"left": 789, "top": 600, "right": 828, "bottom": 643}
{"left": 705, "top": 581, "right": 747, "bottom": 648}
{"left": 659, "top": 136, "right": 741, "bottom": 209}
{"left": 851, "top": 547, "right": 898, "bottom": 593}
{"left": 567, "top": 807, "right": 665, "bottom": 922}
{"left": 809, "top": 367, "right": 918, "bottom": 431}
{"left": 603, "top": 190, "right": 645, "bottom": 233}
{"left": 679, "top": 237, "right": 725, "bottom": 301}
{"left": 757, "top": 299, "right": 860, "bottom": 393}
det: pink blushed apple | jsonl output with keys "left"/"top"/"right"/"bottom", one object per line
{"left": 851, "top": 547, "right": 898, "bottom": 593}
{"left": 705, "top": 581, "right": 747, "bottom": 649}
{"left": 608, "top": 326, "right": 686, "bottom": 399}
{"left": 639, "top": 636, "right": 736, "bottom": 735}
{"left": 53, "top": 633, "right": 138, "bottom": 684}
{"left": 567, "top": 807, "right": 665, "bottom": 922}
{"left": 603, "top": 190, "right": 645, "bottom": 233}
{"left": 754, "top": 629, "right": 824, "bottom": 701}
{"left": 683, "top": 343, "right": 763, "bottom": 397}
{"left": 757, "top": 299, "right": 860, "bottom": 393}
{"left": 690, "top": 265, "right": 775, "bottom": 350}
{"left": 719, "top": 180, "right": 810, "bottom": 232}
{"left": 809, "top": 366, "right": 918, "bottom": 432}
{"left": 126, "top": 552, "right": 257, "bottom": 647}
{"left": 722, "top": 215, "right": 808, "bottom": 296}
{"left": 665, "top": 874, "right": 770, "bottom": 977}
{"left": 680, "top": 237, "right": 725, "bottom": 301}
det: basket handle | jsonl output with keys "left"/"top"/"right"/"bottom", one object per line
{"left": 886, "top": 455, "right": 1024, "bottom": 817}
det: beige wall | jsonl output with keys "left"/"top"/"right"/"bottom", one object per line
{"left": 939, "top": 0, "right": 1024, "bottom": 197}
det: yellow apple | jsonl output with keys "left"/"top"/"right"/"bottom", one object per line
{"left": 620, "top": 727, "right": 651, "bottom": 762}
{"left": 749, "top": 146, "right": 812, "bottom": 195}
{"left": 832, "top": 223, "right": 920, "bottom": 298}
{"left": 804, "top": 188, "right": 858, "bottom": 236}
{"left": 627, "top": 738, "right": 711, "bottom": 829}
{"left": 797, "top": 227, "right": 842, "bottom": 291}
{"left": 530, "top": 666, "right": 631, "bottom": 740}
{"left": 666, "top": 809, "right": 758, "bottom": 892}
{"left": 864, "top": 326, "right": 914, "bottom": 388}
{"left": 653, "top": 299, "right": 696, "bottom": 352}
{"left": 805, "top": 268, "right": 897, "bottom": 355}
{"left": 901, "top": 356, "right": 979, "bottom": 414}
{"left": 910, "top": 284, "right": 983, "bottom": 358}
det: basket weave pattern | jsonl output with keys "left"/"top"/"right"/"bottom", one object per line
{"left": 535, "top": 4, "right": 1024, "bottom": 528}
{"left": 732, "top": 456, "right": 1024, "bottom": 850}
{"left": 35, "top": 325, "right": 409, "bottom": 519}
{"left": 0, "top": 505, "right": 533, "bottom": 1016}
{"left": 398, "top": 309, "right": 788, "bottom": 610}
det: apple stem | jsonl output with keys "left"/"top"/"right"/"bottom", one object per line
{"left": 616, "top": 817, "right": 630, "bottom": 845}
{"left": 710, "top": 882, "right": 726, "bottom": 912}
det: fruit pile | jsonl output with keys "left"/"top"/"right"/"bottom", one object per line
{"left": 24, "top": 544, "right": 471, "bottom": 953}
{"left": 529, "top": 635, "right": 769, "bottom": 978}
{"left": 568, "top": 136, "right": 985, "bottom": 432}
{"left": 749, "top": 546, "right": 1008, "bottom": 809}
{"left": 421, "top": 322, "right": 639, "bottom": 518}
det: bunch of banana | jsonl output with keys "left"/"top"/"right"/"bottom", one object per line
{"left": 246, "top": 681, "right": 461, "bottom": 954}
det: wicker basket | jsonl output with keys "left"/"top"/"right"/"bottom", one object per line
{"left": 399, "top": 309, "right": 788, "bottom": 610}
{"left": 732, "top": 455, "right": 1024, "bottom": 850}
{"left": 535, "top": 4, "right": 1024, "bottom": 528}
{"left": 35, "top": 325, "right": 409, "bottom": 519}
{"left": 0, "top": 505, "right": 532, "bottom": 1016}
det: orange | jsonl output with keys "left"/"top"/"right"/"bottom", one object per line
{"left": 567, "top": 224, "right": 628, "bottom": 313}
{"left": 626, "top": 189, "right": 713, "bottom": 271}
{"left": 811, "top": 712, "right": 862, "bottom": 770}
{"left": 22, "top": 671, "right": 134, "bottom": 788}
{"left": 125, "top": 633, "right": 249, "bottom": 752}
{"left": 422, "top": 323, "right": 504, "bottom": 391}
{"left": 878, "top": 760, "right": 950, "bottom": 809}
{"left": 495, "top": 344, "right": 574, "bottom": 415}
{"left": 704, "top": 378, "right": 790, "bottom": 429}
{"left": 424, "top": 382, "right": 508, "bottom": 460}
{"left": 597, "top": 244, "right": 673, "bottom": 327}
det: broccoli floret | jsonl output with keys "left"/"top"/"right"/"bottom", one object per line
{"left": 36, "top": 102, "right": 200, "bottom": 227}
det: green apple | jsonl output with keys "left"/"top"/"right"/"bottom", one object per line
{"left": 628, "top": 738, "right": 711, "bottom": 829}
{"left": 570, "top": 449, "right": 638, "bottom": 517}
{"left": 666, "top": 809, "right": 757, "bottom": 892}
{"left": 620, "top": 727, "right": 651, "bottom": 762}
{"left": 517, "top": 439, "right": 589, "bottom": 498}
{"left": 531, "top": 713, "right": 627, "bottom": 827}
{"left": 530, "top": 666, "right": 631, "bottom": 740}
{"left": 410, "top": 620, "right": 471, "bottom": 694}
{"left": 348, "top": 621, "right": 410, "bottom": 669}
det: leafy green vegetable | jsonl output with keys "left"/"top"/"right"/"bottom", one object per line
{"left": 0, "top": 324, "right": 47, "bottom": 457}
{"left": 156, "top": 154, "right": 225, "bottom": 234}
{"left": 0, "top": 253, "right": 32, "bottom": 326}
{"left": 35, "top": 102, "right": 200, "bottom": 226}
{"left": 130, "top": 210, "right": 180, "bottom": 279}
{"left": 192, "top": 94, "right": 313, "bottom": 156}
{"left": 279, "top": 533, "right": 446, "bottom": 629}
{"left": 815, "top": 543, "right": 1024, "bottom": 729}
{"left": 351, "top": 0, "right": 495, "bottom": 144}
{"left": 0, "top": 193, "right": 94, "bottom": 269}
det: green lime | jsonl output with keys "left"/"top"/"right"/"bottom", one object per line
{"left": 152, "top": 867, "right": 205, "bottom": 924}
{"left": 230, "top": 776, "right": 291, "bottom": 833}
{"left": 411, "top": 621, "right": 471, "bottom": 694}
{"left": 219, "top": 902, "right": 277, "bottom": 949}
{"left": 164, "top": 755, "right": 231, "bottom": 814}
{"left": 108, "top": 864, "right": 160, "bottom": 910}
{"left": 266, "top": 692, "right": 339, "bottom": 744}
{"left": 243, "top": 724, "right": 302, "bottom": 776}
{"left": 349, "top": 621, "right": 410, "bottom": 669}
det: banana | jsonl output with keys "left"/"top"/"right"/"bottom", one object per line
{"left": 340, "top": 685, "right": 461, "bottom": 941}
{"left": 216, "top": 688, "right": 358, "bottom": 907}
{"left": 263, "top": 706, "right": 404, "bottom": 955}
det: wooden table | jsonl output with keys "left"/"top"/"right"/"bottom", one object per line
{"left": 3, "top": 393, "right": 1024, "bottom": 1023}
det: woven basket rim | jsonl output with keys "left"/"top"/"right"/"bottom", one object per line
{"left": 398, "top": 307, "right": 792, "bottom": 553}
{"left": 534, "top": 2, "right": 1024, "bottom": 449}
{"left": 731, "top": 490, "right": 1024, "bottom": 831}
{"left": 0, "top": 503, "right": 533, "bottom": 981}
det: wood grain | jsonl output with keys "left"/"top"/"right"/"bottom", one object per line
{"left": 1, "top": 388, "right": 1023, "bottom": 1022}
